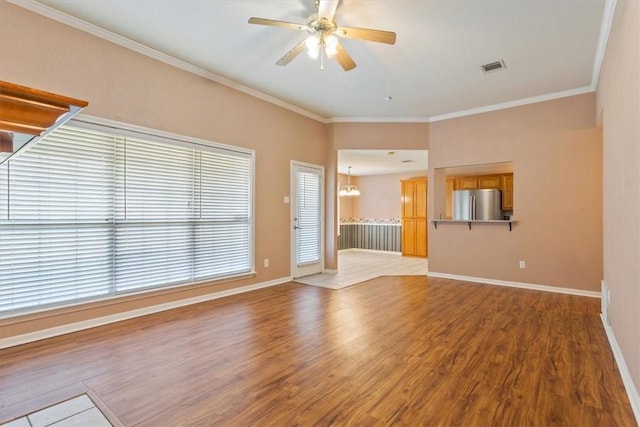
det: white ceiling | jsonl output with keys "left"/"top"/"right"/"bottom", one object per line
{"left": 21, "top": 0, "right": 608, "bottom": 176}
{"left": 339, "top": 150, "right": 428, "bottom": 176}
{"left": 28, "top": 0, "right": 608, "bottom": 122}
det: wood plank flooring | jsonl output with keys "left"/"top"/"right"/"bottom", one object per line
{"left": 0, "top": 276, "right": 636, "bottom": 426}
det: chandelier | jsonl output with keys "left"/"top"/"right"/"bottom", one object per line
{"left": 339, "top": 166, "right": 360, "bottom": 197}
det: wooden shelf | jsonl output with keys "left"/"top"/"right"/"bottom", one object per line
{"left": 0, "top": 81, "right": 88, "bottom": 135}
{"left": 0, "top": 81, "right": 88, "bottom": 162}
{"left": 430, "top": 219, "right": 516, "bottom": 231}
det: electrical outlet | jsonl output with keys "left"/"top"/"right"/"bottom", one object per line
{"left": 519, "top": 260, "right": 525, "bottom": 269}
{"left": 263, "top": 258, "right": 269, "bottom": 268}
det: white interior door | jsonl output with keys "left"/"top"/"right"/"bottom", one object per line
{"left": 291, "top": 162, "right": 324, "bottom": 278}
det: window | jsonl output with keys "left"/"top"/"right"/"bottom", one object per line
{"left": 0, "top": 122, "right": 253, "bottom": 315}
{"left": 295, "top": 170, "right": 321, "bottom": 265}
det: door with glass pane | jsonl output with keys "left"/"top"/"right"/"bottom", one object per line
{"left": 291, "top": 162, "right": 324, "bottom": 278}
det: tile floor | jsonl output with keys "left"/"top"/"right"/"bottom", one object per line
{"left": 1, "top": 395, "right": 111, "bottom": 427}
{"left": 294, "top": 249, "right": 428, "bottom": 290}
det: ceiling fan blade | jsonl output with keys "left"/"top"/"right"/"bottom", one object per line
{"left": 317, "top": 0, "right": 339, "bottom": 21}
{"left": 336, "top": 26, "right": 397, "bottom": 45}
{"left": 276, "top": 39, "right": 307, "bottom": 66}
{"left": 248, "top": 17, "right": 308, "bottom": 31}
{"left": 335, "top": 42, "right": 356, "bottom": 71}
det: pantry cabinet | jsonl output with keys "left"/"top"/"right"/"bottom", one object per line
{"left": 401, "top": 178, "right": 428, "bottom": 257}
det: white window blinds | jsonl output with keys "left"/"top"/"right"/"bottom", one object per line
{"left": 296, "top": 170, "right": 321, "bottom": 265}
{"left": 0, "top": 124, "right": 253, "bottom": 315}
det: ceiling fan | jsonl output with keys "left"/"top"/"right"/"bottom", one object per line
{"left": 248, "top": 0, "right": 396, "bottom": 71}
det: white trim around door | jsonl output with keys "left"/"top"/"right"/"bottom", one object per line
{"left": 290, "top": 161, "right": 325, "bottom": 279}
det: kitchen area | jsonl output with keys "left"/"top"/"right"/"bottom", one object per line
{"left": 433, "top": 162, "right": 515, "bottom": 231}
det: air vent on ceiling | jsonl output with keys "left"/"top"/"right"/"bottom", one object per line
{"left": 481, "top": 59, "right": 507, "bottom": 73}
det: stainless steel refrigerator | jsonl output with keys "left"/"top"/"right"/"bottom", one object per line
{"left": 453, "top": 189, "right": 502, "bottom": 220}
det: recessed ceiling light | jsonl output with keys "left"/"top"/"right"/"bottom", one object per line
{"left": 384, "top": 96, "right": 393, "bottom": 102}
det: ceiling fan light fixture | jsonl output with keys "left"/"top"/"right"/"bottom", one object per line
{"left": 248, "top": 0, "right": 397, "bottom": 72}
{"left": 305, "top": 35, "right": 320, "bottom": 58}
{"left": 324, "top": 34, "right": 338, "bottom": 58}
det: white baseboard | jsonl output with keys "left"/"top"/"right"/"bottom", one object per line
{"left": 600, "top": 314, "right": 640, "bottom": 424}
{"left": 427, "top": 272, "right": 601, "bottom": 298}
{"left": 323, "top": 269, "right": 338, "bottom": 274}
{"left": 339, "top": 248, "right": 402, "bottom": 256}
{"left": 0, "top": 276, "right": 292, "bottom": 350}
{"left": 601, "top": 280, "right": 611, "bottom": 325}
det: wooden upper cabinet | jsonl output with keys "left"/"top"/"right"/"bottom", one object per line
{"left": 401, "top": 181, "right": 414, "bottom": 218}
{"left": 502, "top": 174, "right": 514, "bottom": 210}
{"left": 448, "top": 172, "right": 514, "bottom": 212}
{"left": 455, "top": 176, "right": 478, "bottom": 190}
{"left": 414, "top": 179, "right": 427, "bottom": 219}
{"left": 401, "top": 178, "right": 427, "bottom": 218}
{"left": 478, "top": 175, "right": 502, "bottom": 189}
{"left": 444, "top": 177, "right": 455, "bottom": 219}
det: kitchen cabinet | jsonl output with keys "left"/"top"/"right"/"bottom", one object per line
{"left": 502, "top": 174, "right": 513, "bottom": 210}
{"left": 446, "top": 173, "right": 514, "bottom": 215}
{"left": 477, "top": 175, "right": 502, "bottom": 189}
{"left": 401, "top": 178, "right": 427, "bottom": 257}
{"left": 402, "top": 219, "right": 416, "bottom": 255}
{"left": 455, "top": 177, "right": 478, "bottom": 190}
{"left": 444, "top": 177, "right": 455, "bottom": 219}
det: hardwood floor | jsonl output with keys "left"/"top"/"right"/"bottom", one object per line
{"left": 0, "top": 276, "right": 636, "bottom": 426}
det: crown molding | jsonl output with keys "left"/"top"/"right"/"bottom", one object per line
{"left": 427, "top": 86, "right": 595, "bottom": 123}
{"left": 329, "top": 116, "right": 431, "bottom": 124}
{"left": 328, "top": 86, "right": 595, "bottom": 124}
{"left": 10, "top": 0, "right": 609, "bottom": 126}
{"left": 591, "top": 0, "right": 617, "bottom": 88}
{"left": 8, "top": 0, "right": 329, "bottom": 124}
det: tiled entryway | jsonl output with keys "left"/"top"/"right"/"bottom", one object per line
{"left": 294, "top": 249, "right": 427, "bottom": 289}
{"left": 1, "top": 395, "right": 111, "bottom": 427}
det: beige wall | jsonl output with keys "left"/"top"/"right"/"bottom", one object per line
{"left": 596, "top": 0, "right": 640, "bottom": 400}
{"left": 331, "top": 122, "right": 430, "bottom": 151}
{"left": 428, "top": 94, "right": 602, "bottom": 292}
{"left": 325, "top": 123, "right": 429, "bottom": 267}
{"left": 0, "top": 2, "right": 327, "bottom": 338}
{"left": 0, "top": 1, "right": 625, "bottom": 370}
{"left": 352, "top": 172, "right": 427, "bottom": 219}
